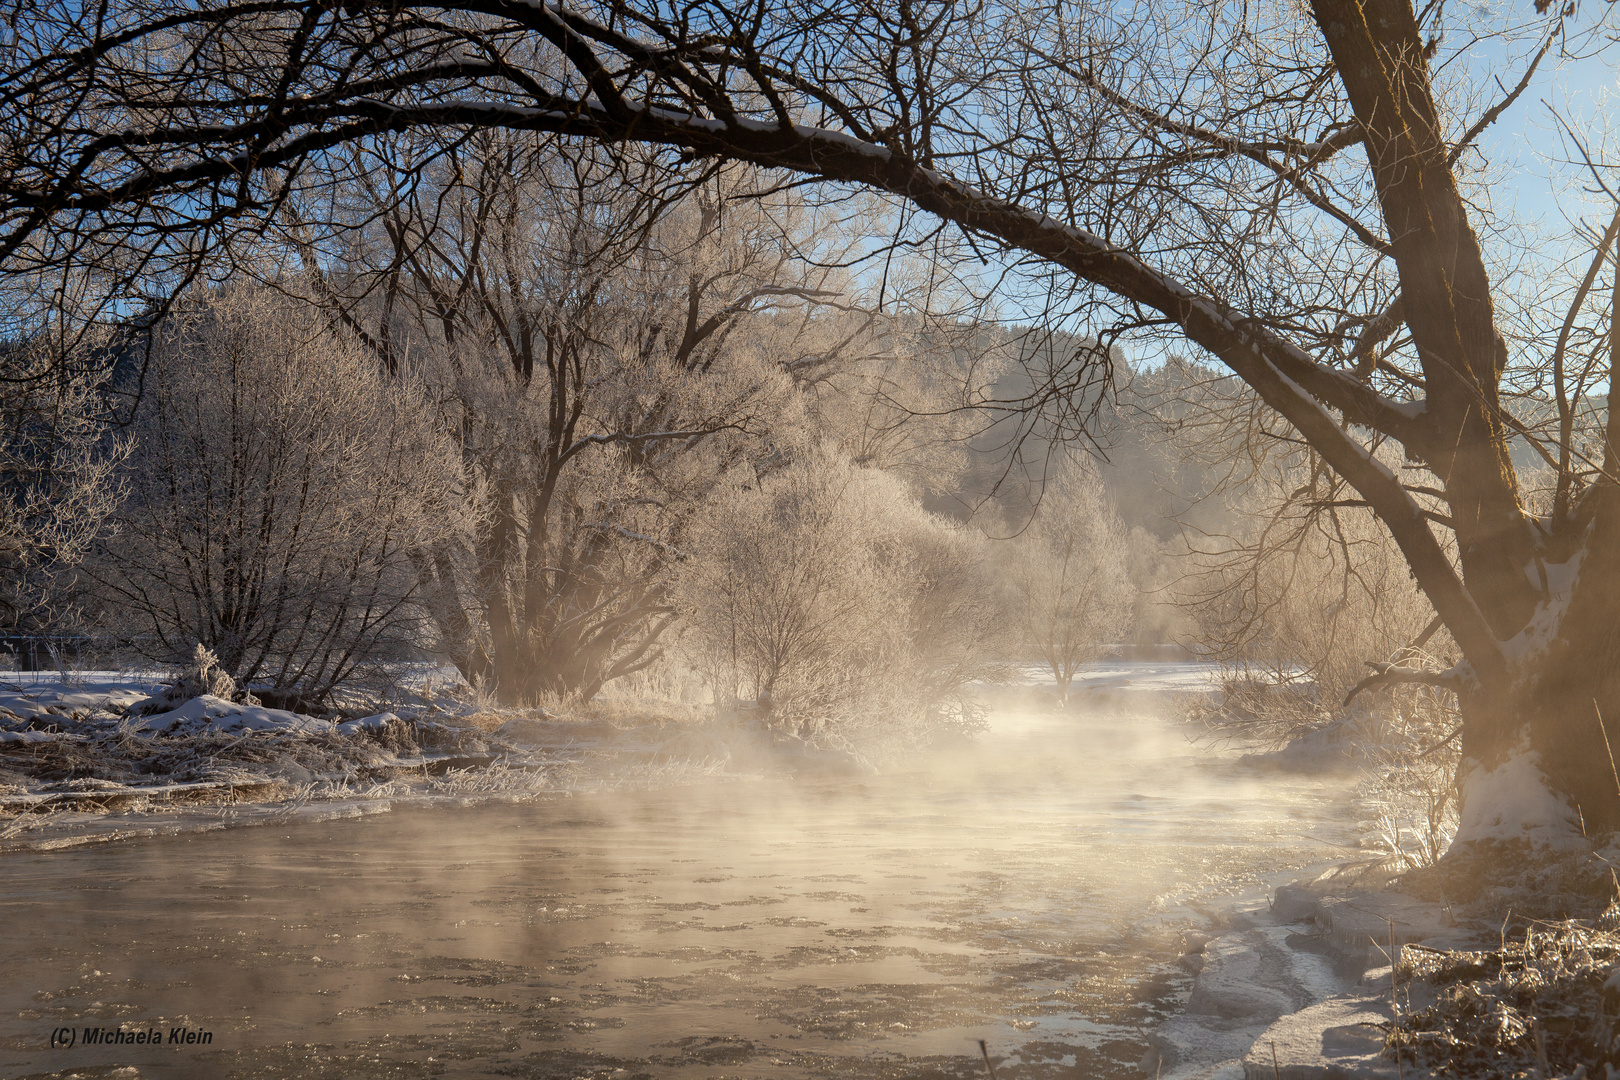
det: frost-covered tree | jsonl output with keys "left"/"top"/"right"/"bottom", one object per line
{"left": 676, "top": 448, "right": 1013, "bottom": 741}
{"left": 898, "top": 496, "right": 1019, "bottom": 730}
{"left": 91, "top": 289, "right": 468, "bottom": 700}
{"left": 798, "top": 312, "right": 1005, "bottom": 498}
{"left": 276, "top": 134, "right": 892, "bottom": 704}
{"left": 0, "top": 340, "right": 125, "bottom": 636}
{"left": 1012, "top": 461, "right": 1134, "bottom": 705}
{"left": 677, "top": 452, "right": 904, "bottom": 728}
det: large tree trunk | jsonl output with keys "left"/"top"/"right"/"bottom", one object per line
{"left": 1489, "top": 488, "right": 1620, "bottom": 836}
{"left": 1307, "top": 0, "right": 1620, "bottom": 846}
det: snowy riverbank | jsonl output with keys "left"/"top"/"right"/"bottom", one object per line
{"left": 0, "top": 669, "right": 899, "bottom": 852}
{"left": 1150, "top": 863, "right": 1472, "bottom": 1080}
{"left": 0, "top": 659, "right": 1226, "bottom": 853}
{"left": 1162, "top": 844, "right": 1620, "bottom": 1080}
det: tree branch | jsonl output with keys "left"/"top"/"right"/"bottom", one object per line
{"left": 1344, "top": 661, "right": 1460, "bottom": 706}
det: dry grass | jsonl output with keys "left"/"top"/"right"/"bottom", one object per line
{"left": 560, "top": 694, "right": 709, "bottom": 729}
{"left": 456, "top": 710, "right": 521, "bottom": 733}
{"left": 1390, "top": 908, "right": 1620, "bottom": 1078}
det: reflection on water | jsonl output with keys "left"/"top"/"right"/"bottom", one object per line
{"left": 0, "top": 681, "right": 1357, "bottom": 1079}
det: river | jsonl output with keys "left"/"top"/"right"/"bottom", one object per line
{"left": 0, "top": 664, "right": 1360, "bottom": 1080}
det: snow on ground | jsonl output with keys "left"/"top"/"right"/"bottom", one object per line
{"left": 127, "top": 694, "right": 336, "bottom": 736}
{"left": 1002, "top": 659, "right": 1224, "bottom": 696}
{"left": 0, "top": 728, "right": 60, "bottom": 745}
{"left": 1063, "top": 660, "right": 1224, "bottom": 694}
{"left": 0, "top": 671, "right": 536, "bottom": 848}
{"left": 0, "top": 678, "right": 159, "bottom": 722}
{"left": 335, "top": 711, "right": 402, "bottom": 735}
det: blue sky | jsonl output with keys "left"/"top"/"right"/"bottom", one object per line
{"left": 1446, "top": 10, "right": 1618, "bottom": 268}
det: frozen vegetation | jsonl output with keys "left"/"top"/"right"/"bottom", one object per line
{"left": 0, "top": 644, "right": 902, "bottom": 851}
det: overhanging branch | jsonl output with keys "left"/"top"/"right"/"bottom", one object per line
{"left": 1344, "top": 661, "right": 1460, "bottom": 706}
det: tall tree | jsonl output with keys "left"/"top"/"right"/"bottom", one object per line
{"left": 5, "top": 0, "right": 1620, "bottom": 836}
{"left": 274, "top": 133, "right": 885, "bottom": 703}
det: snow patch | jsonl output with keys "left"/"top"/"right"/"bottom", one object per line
{"left": 335, "top": 712, "right": 401, "bottom": 736}
{"left": 1454, "top": 744, "right": 1582, "bottom": 848}
{"left": 0, "top": 686, "right": 153, "bottom": 722}
{"left": 0, "top": 729, "right": 65, "bottom": 744}
{"left": 128, "top": 695, "right": 334, "bottom": 737}
{"left": 1499, "top": 549, "right": 1582, "bottom": 664}
{"left": 1388, "top": 398, "right": 1428, "bottom": 419}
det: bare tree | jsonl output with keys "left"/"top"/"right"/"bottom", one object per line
{"left": 1179, "top": 439, "right": 1448, "bottom": 724}
{"left": 1012, "top": 459, "right": 1134, "bottom": 705}
{"left": 8, "top": 0, "right": 1620, "bottom": 837}
{"left": 800, "top": 310, "right": 1009, "bottom": 496}
{"left": 91, "top": 288, "right": 468, "bottom": 700}
{"left": 270, "top": 134, "right": 886, "bottom": 704}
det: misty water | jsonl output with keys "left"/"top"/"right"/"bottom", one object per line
{"left": 2, "top": 666, "right": 1360, "bottom": 1080}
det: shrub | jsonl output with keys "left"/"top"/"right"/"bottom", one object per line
{"left": 91, "top": 289, "right": 469, "bottom": 700}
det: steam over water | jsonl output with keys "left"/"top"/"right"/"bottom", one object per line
{"left": 1, "top": 667, "right": 1358, "bottom": 1079}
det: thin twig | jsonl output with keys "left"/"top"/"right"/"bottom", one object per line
{"left": 1595, "top": 701, "right": 1620, "bottom": 798}
{"left": 1390, "top": 916, "right": 1404, "bottom": 1080}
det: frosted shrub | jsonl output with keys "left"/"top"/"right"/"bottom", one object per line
{"left": 139, "top": 644, "right": 242, "bottom": 713}
{"left": 1356, "top": 684, "right": 1462, "bottom": 869}
{"left": 0, "top": 334, "right": 127, "bottom": 634}
{"left": 675, "top": 449, "right": 1013, "bottom": 745}
{"left": 1009, "top": 459, "right": 1135, "bottom": 704}
{"left": 92, "top": 288, "right": 469, "bottom": 701}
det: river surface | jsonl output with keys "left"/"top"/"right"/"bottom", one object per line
{"left": 0, "top": 665, "right": 1359, "bottom": 1080}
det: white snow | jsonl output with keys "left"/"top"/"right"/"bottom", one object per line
{"left": 0, "top": 729, "right": 68, "bottom": 744}
{"left": 0, "top": 684, "right": 155, "bottom": 722}
{"left": 1498, "top": 549, "right": 1582, "bottom": 663}
{"left": 1386, "top": 398, "right": 1427, "bottom": 419}
{"left": 128, "top": 695, "right": 335, "bottom": 737}
{"left": 1453, "top": 742, "right": 1583, "bottom": 848}
{"left": 1066, "top": 661, "right": 1224, "bottom": 694}
{"left": 335, "top": 711, "right": 401, "bottom": 735}
{"left": 1543, "top": 551, "right": 1582, "bottom": 595}
{"left": 1002, "top": 659, "right": 1223, "bottom": 695}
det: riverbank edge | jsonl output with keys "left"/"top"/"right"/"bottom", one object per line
{"left": 0, "top": 711, "right": 892, "bottom": 852}
{"left": 1155, "top": 871, "right": 1476, "bottom": 1080}
{"left": 0, "top": 779, "right": 578, "bottom": 852}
